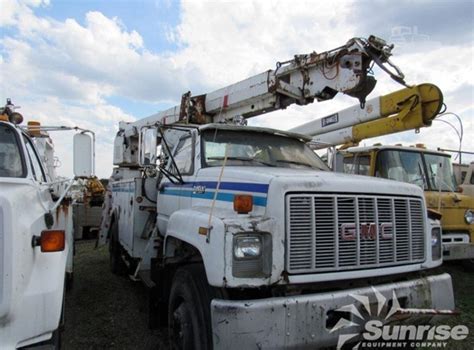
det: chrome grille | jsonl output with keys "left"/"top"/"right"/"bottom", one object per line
{"left": 286, "top": 194, "right": 426, "bottom": 274}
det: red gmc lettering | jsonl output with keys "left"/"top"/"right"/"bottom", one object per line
{"left": 340, "top": 223, "right": 356, "bottom": 240}
{"left": 339, "top": 222, "right": 394, "bottom": 241}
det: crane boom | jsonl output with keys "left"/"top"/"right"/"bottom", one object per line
{"left": 119, "top": 35, "right": 407, "bottom": 133}
{"left": 290, "top": 83, "right": 443, "bottom": 149}
{"left": 115, "top": 35, "right": 410, "bottom": 167}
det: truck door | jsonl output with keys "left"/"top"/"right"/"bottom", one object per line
{"left": 157, "top": 130, "right": 195, "bottom": 232}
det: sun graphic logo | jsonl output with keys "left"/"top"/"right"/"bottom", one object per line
{"left": 329, "top": 287, "right": 467, "bottom": 350}
{"left": 329, "top": 287, "right": 403, "bottom": 350}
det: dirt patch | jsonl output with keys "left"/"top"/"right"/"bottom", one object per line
{"left": 436, "top": 262, "right": 474, "bottom": 349}
{"left": 63, "top": 240, "right": 167, "bottom": 349}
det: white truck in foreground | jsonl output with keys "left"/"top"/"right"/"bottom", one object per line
{"left": 102, "top": 36, "right": 455, "bottom": 349}
{"left": 0, "top": 100, "right": 94, "bottom": 349}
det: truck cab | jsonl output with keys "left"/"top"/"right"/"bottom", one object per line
{"left": 0, "top": 108, "right": 93, "bottom": 349}
{"left": 108, "top": 123, "right": 455, "bottom": 349}
{"left": 335, "top": 144, "right": 474, "bottom": 267}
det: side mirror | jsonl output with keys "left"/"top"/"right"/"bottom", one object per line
{"left": 139, "top": 128, "right": 158, "bottom": 166}
{"left": 73, "top": 133, "right": 94, "bottom": 177}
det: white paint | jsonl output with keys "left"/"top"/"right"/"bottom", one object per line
{"left": 0, "top": 121, "right": 76, "bottom": 348}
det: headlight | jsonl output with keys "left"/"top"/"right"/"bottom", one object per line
{"left": 232, "top": 233, "right": 271, "bottom": 278}
{"left": 431, "top": 227, "right": 442, "bottom": 260}
{"left": 465, "top": 209, "right": 474, "bottom": 225}
{"left": 233, "top": 235, "right": 262, "bottom": 259}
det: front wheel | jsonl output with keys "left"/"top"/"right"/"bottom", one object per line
{"left": 168, "top": 265, "right": 217, "bottom": 350}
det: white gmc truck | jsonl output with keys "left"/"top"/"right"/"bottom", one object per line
{"left": 0, "top": 100, "right": 94, "bottom": 349}
{"left": 102, "top": 36, "right": 456, "bottom": 349}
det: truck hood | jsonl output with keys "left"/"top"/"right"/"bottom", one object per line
{"left": 425, "top": 191, "right": 474, "bottom": 210}
{"left": 196, "top": 166, "right": 424, "bottom": 198}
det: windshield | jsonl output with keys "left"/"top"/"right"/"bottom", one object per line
{"left": 424, "top": 153, "right": 457, "bottom": 191}
{"left": 202, "top": 129, "right": 329, "bottom": 170}
{"left": 375, "top": 150, "right": 427, "bottom": 190}
{"left": 0, "top": 123, "right": 25, "bottom": 177}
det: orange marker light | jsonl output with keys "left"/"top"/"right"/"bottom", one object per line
{"left": 234, "top": 194, "right": 253, "bottom": 214}
{"left": 40, "top": 230, "right": 65, "bottom": 252}
{"left": 27, "top": 121, "right": 41, "bottom": 137}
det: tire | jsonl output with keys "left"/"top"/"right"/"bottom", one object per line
{"left": 65, "top": 272, "right": 74, "bottom": 292}
{"left": 109, "top": 220, "right": 127, "bottom": 275}
{"left": 168, "top": 264, "right": 218, "bottom": 350}
{"left": 49, "top": 328, "right": 62, "bottom": 349}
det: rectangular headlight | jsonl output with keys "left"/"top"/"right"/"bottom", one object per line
{"left": 232, "top": 233, "right": 271, "bottom": 278}
{"left": 432, "top": 227, "right": 442, "bottom": 260}
{"left": 233, "top": 235, "right": 262, "bottom": 259}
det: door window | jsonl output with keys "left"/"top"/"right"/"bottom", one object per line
{"left": 172, "top": 136, "right": 193, "bottom": 175}
{"left": 0, "top": 124, "right": 25, "bottom": 177}
{"left": 343, "top": 155, "right": 370, "bottom": 175}
{"left": 23, "top": 136, "right": 46, "bottom": 182}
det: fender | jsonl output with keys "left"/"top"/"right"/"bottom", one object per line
{"left": 165, "top": 207, "right": 280, "bottom": 287}
{"left": 165, "top": 208, "right": 227, "bottom": 287}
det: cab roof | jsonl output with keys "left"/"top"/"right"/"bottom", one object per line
{"left": 344, "top": 144, "right": 450, "bottom": 157}
{"left": 197, "top": 123, "right": 312, "bottom": 142}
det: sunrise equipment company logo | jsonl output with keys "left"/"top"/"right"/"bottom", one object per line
{"left": 329, "top": 287, "right": 468, "bottom": 349}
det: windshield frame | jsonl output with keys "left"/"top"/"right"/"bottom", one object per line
{"left": 200, "top": 128, "right": 329, "bottom": 171}
{"left": 375, "top": 148, "right": 457, "bottom": 192}
{"left": 0, "top": 122, "right": 27, "bottom": 178}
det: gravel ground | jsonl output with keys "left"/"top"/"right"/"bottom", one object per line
{"left": 63, "top": 240, "right": 167, "bottom": 349}
{"left": 64, "top": 240, "right": 474, "bottom": 349}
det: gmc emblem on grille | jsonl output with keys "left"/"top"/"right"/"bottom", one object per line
{"left": 340, "top": 223, "right": 393, "bottom": 240}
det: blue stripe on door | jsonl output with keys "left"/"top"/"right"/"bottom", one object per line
{"left": 163, "top": 181, "right": 269, "bottom": 194}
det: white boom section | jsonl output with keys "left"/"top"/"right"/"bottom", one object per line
{"left": 118, "top": 36, "right": 406, "bottom": 132}
{"left": 115, "top": 35, "right": 409, "bottom": 166}
{"left": 290, "top": 96, "right": 382, "bottom": 148}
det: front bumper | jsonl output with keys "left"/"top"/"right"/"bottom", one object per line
{"left": 211, "top": 273, "right": 454, "bottom": 349}
{"left": 443, "top": 243, "right": 474, "bottom": 261}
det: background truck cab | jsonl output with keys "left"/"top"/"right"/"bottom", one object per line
{"left": 0, "top": 102, "right": 94, "bottom": 349}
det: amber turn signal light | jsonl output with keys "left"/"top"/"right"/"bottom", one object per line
{"left": 32, "top": 230, "right": 66, "bottom": 252}
{"left": 233, "top": 194, "right": 253, "bottom": 214}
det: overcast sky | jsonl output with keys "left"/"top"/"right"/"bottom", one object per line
{"left": 1, "top": 0, "right": 473, "bottom": 178}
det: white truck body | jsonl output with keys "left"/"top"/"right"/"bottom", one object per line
{"left": 0, "top": 113, "right": 94, "bottom": 348}
{"left": 109, "top": 125, "right": 454, "bottom": 348}
{"left": 0, "top": 179, "right": 68, "bottom": 349}
{"left": 103, "top": 37, "right": 455, "bottom": 348}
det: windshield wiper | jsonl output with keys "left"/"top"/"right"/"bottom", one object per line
{"left": 207, "top": 156, "right": 276, "bottom": 167}
{"left": 275, "top": 159, "right": 314, "bottom": 168}
{"left": 158, "top": 127, "right": 184, "bottom": 184}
